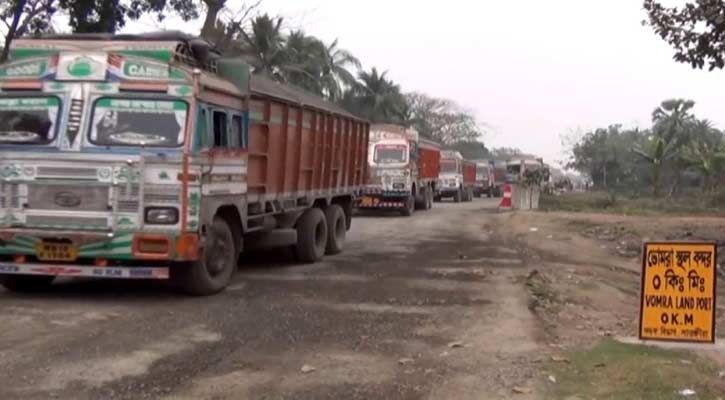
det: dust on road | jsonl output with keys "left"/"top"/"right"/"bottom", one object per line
{"left": 0, "top": 199, "right": 557, "bottom": 399}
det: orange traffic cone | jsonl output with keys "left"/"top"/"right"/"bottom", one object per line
{"left": 499, "top": 184, "right": 512, "bottom": 210}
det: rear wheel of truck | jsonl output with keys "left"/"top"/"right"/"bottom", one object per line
{"left": 414, "top": 186, "right": 427, "bottom": 210}
{"left": 0, "top": 275, "right": 55, "bottom": 292}
{"left": 172, "top": 216, "right": 236, "bottom": 296}
{"left": 454, "top": 189, "right": 462, "bottom": 203}
{"left": 324, "top": 204, "right": 346, "bottom": 255}
{"left": 401, "top": 195, "right": 415, "bottom": 217}
{"left": 295, "top": 208, "right": 328, "bottom": 262}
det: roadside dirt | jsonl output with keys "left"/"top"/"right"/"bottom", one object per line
{"left": 0, "top": 200, "right": 722, "bottom": 399}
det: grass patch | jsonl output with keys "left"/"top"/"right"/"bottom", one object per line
{"left": 548, "top": 339, "right": 725, "bottom": 400}
{"left": 540, "top": 191, "right": 725, "bottom": 216}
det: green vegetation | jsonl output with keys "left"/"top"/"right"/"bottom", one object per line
{"left": 540, "top": 191, "right": 725, "bottom": 216}
{"left": 548, "top": 339, "right": 725, "bottom": 399}
{"left": 567, "top": 98, "right": 725, "bottom": 199}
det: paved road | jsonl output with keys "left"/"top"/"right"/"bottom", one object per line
{"left": 0, "top": 198, "right": 543, "bottom": 400}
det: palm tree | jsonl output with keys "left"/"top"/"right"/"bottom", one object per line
{"left": 342, "top": 67, "right": 406, "bottom": 123}
{"left": 237, "top": 14, "right": 287, "bottom": 79}
{"left": 283, "top": 30, "right": 326, "bottom": 94}
{"left": 318, "top": 39, "right": 361, "bottom": 102}
{"left": 634, "top": 99, "right": 695, "bottom": 195}
{"left": 680, "top": 120, "right": 725, "bottom": 192}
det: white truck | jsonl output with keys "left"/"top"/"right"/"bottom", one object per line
{"left": 358, "top": 124, "right": 440, "bottom": 216}
{"left": 435, "top": 150, "right": 475, "bottom": 202}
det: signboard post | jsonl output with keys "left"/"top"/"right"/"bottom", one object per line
{"left": 639, "top": 242, "right": 717, "bottom": 343}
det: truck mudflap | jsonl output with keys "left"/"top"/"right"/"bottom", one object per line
{"left": 0, "top": 263, "right": 169, "bottom": 279}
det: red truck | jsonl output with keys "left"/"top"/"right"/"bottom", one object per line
{"left": 0, "top": 33, "right": 369, "bottom": 295}
{"left": 358, "top": 124, "right": 440, "bottom": 216}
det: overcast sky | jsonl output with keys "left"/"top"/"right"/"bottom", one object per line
{"left": 126, "top": 0, "right": 725, "bottom": 167}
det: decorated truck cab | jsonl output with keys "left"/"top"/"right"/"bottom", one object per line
{"left": 357, "top": 124, "right": 440, "bottom": 216}
{"left": 0, "top": 32, "right": 369, "bottom": 295}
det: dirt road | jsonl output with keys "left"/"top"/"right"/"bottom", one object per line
{"left": 5, "top": 200, "right": 723, "bottom": 399}
{"left": 0, "top": 199, "right": 555, "bottom": 399}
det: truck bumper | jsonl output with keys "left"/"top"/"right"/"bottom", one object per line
{"left": 0, "top": 262, "right": 169, "bottom": 279}
{"left": 437, "top": 188, "right": 460, "bottom": 197}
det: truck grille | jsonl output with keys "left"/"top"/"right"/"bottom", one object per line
{"left": 27, "top": 185, "right": 110, "bottom": 212}
{"left": 36, "top": 166, "right": 98, "bottom": 179}
{"left": 26, "top": 215, "right": 108, "bottom": 229}
{"left": 0, "top": 183, "right": 20, "bottom": 208}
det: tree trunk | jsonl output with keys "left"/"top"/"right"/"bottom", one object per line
{"left": 200, "top": 0, "right": 225, "bottom": 41}
{"left": 1, "top": 0, "right": 27, "bottom": 62}
{"left": 652, "top": 162, "right": 661, "bottom": 197}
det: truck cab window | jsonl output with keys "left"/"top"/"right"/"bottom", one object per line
{"left": 213, "top": 110, "right": 228, "bottom": 147}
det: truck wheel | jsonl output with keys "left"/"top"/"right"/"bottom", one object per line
{"left": 324, "top": 204, "right": 346, "bottom": 255}
{"left": 172, "top": 216, "right": 237, "bottom": 296}
{"left": 401, "top": 195, "right": 415, "bottom": 217}
{"left": 295, "top": 208, "right": 328, "bottom": 262}
{"left": 414, "top": 186, "right": 426, "bottom": 210}
{"left": 454, "top": 189, "right": 462, "bottom": 203}
{"left": 0, "top": 275, "right": 55, "bottom": 292}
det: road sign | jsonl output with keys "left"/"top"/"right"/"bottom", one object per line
{"left": 639, "top": 242, "right": 717, "bottom": 343}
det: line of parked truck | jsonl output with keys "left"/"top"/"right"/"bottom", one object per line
{"left": 0, "top": 32, "right": 542, "bottom": 296}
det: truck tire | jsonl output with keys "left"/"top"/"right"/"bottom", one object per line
{"left": 0, "top": 275, "right": 55, "bottom": 292}
{"left": 172, "top": 216, "right": 236, "bottom": 296}
{"left": 454, "top": 189, "right": 462, "bottom": 203}
{"left": 295, "top": 208, "right": 328, "bottom": 262}
{"left": 324, "top": 204, "right": 346, "bottom": 255}
{"left": 401, "top": 195, "right": 415, "bottom": 217}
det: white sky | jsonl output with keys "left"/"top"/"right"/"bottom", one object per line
{"left": 123, "top": 0, "right": 725, "bottom": 167}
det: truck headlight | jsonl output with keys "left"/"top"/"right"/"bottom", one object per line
{"left": 145, "top": 207, "right": 179, "bottom": 224}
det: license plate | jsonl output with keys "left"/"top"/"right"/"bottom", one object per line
{"left": 360, "top": 196, "right": 378, "bottom": 207}
{"left": 35, "top": 242, "right": 78, "bottom": 262}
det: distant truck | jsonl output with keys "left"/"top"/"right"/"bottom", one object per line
{"left": 0, "top": 33, "right": 369, "bottom": 296}
{"left": 358, "top": 124, "right": 440, "bottom": 216}
{"left": 506, "top": 157, "right": 545, "bottom": 182}
{"left": 435, "top": 151, "right": 475, "bottom": 202}
{"left": 492, "top": 160, "right": 507, "bottom": 197}
{"left": 472, "top": 160, "right": 495, "bottom": 198}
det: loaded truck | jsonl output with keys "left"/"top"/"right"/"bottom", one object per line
{"left": 0, "top": 32, "right": 369, "bottom": 295}
{"left": 357, "top": 124, "right": 440, "bottom": 216}
{"left": 435, "top": 151, "right": 475, "bottom": 202}
{"left": 491, "top": 160, "right": 507, "bottom": 197}
{"left": 472, "top": 160, "right": 495, "bottom": 198}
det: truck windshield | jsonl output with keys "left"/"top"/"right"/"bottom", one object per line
{"left": 0, "top": 97, "right": 60, "bottom": 145}
{"left": 89, "top": 98, "right": 187, "bottom": 147}
{"left": 440, "top": 161, "right": 458, "bottom": 173}
{"left": 374, "top": 144, "right": 407, "bottom": 164}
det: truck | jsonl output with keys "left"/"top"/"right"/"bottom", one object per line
{"left": 0, "top": 32, "right": 369, "bottom": 295}
{"left": 506, "top": 157, "right": 545, "bottom": 182}
{"left": 357, "top": 124, "right": 440, "bottom": 216}
{"left": 435, "top": 151, "right": 475, "bottom": 202}
{"left": 491, "top": 160, "right": 507, "bottom": 197}
{"left": 472, "top": 160, "right": 495, "bottom": 198}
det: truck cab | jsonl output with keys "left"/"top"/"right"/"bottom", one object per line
{"left": 359, "top": 124, "right": 438, "bottom": 216}
{"left": 473, "top": 160, "right": 495, "bottom": 198}
{"left": 436, "top": 151, "right": 464, "bottom": 202}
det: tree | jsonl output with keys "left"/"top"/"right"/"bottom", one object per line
{"left": 317, "top": 38, "right": 360, "bottom": 102}
{"left": 491, "top": 147, "right": 524, "bottom": 159}
{"left": 680, "top": 119, "right": 725, "bottom": 191}
{"left": 341, "top": 67, "right": 406, "bottom": 123}
{"left": 1, "top": 0, "right": 201, "bottom": 61}
{"left": 404, "top": 92, "right": 483, "bottom": 145}
{"left": 236, "top": 13, "right": 286, "bottom": 79}
{"left": 634, "top": 99, "right": 695, "bottom": 195}
{"left": 445, "top": 140, "right": 489, "bottom": 160}
{"left": 1, "top": 0, "right": 56, "bottom": 61}
{"left": 643, "top": 0, "right": 725, "bottom": 70}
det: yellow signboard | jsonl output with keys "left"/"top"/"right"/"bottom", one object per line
{"left": 640, "top": 242, "right": 717, "bottom": 343}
